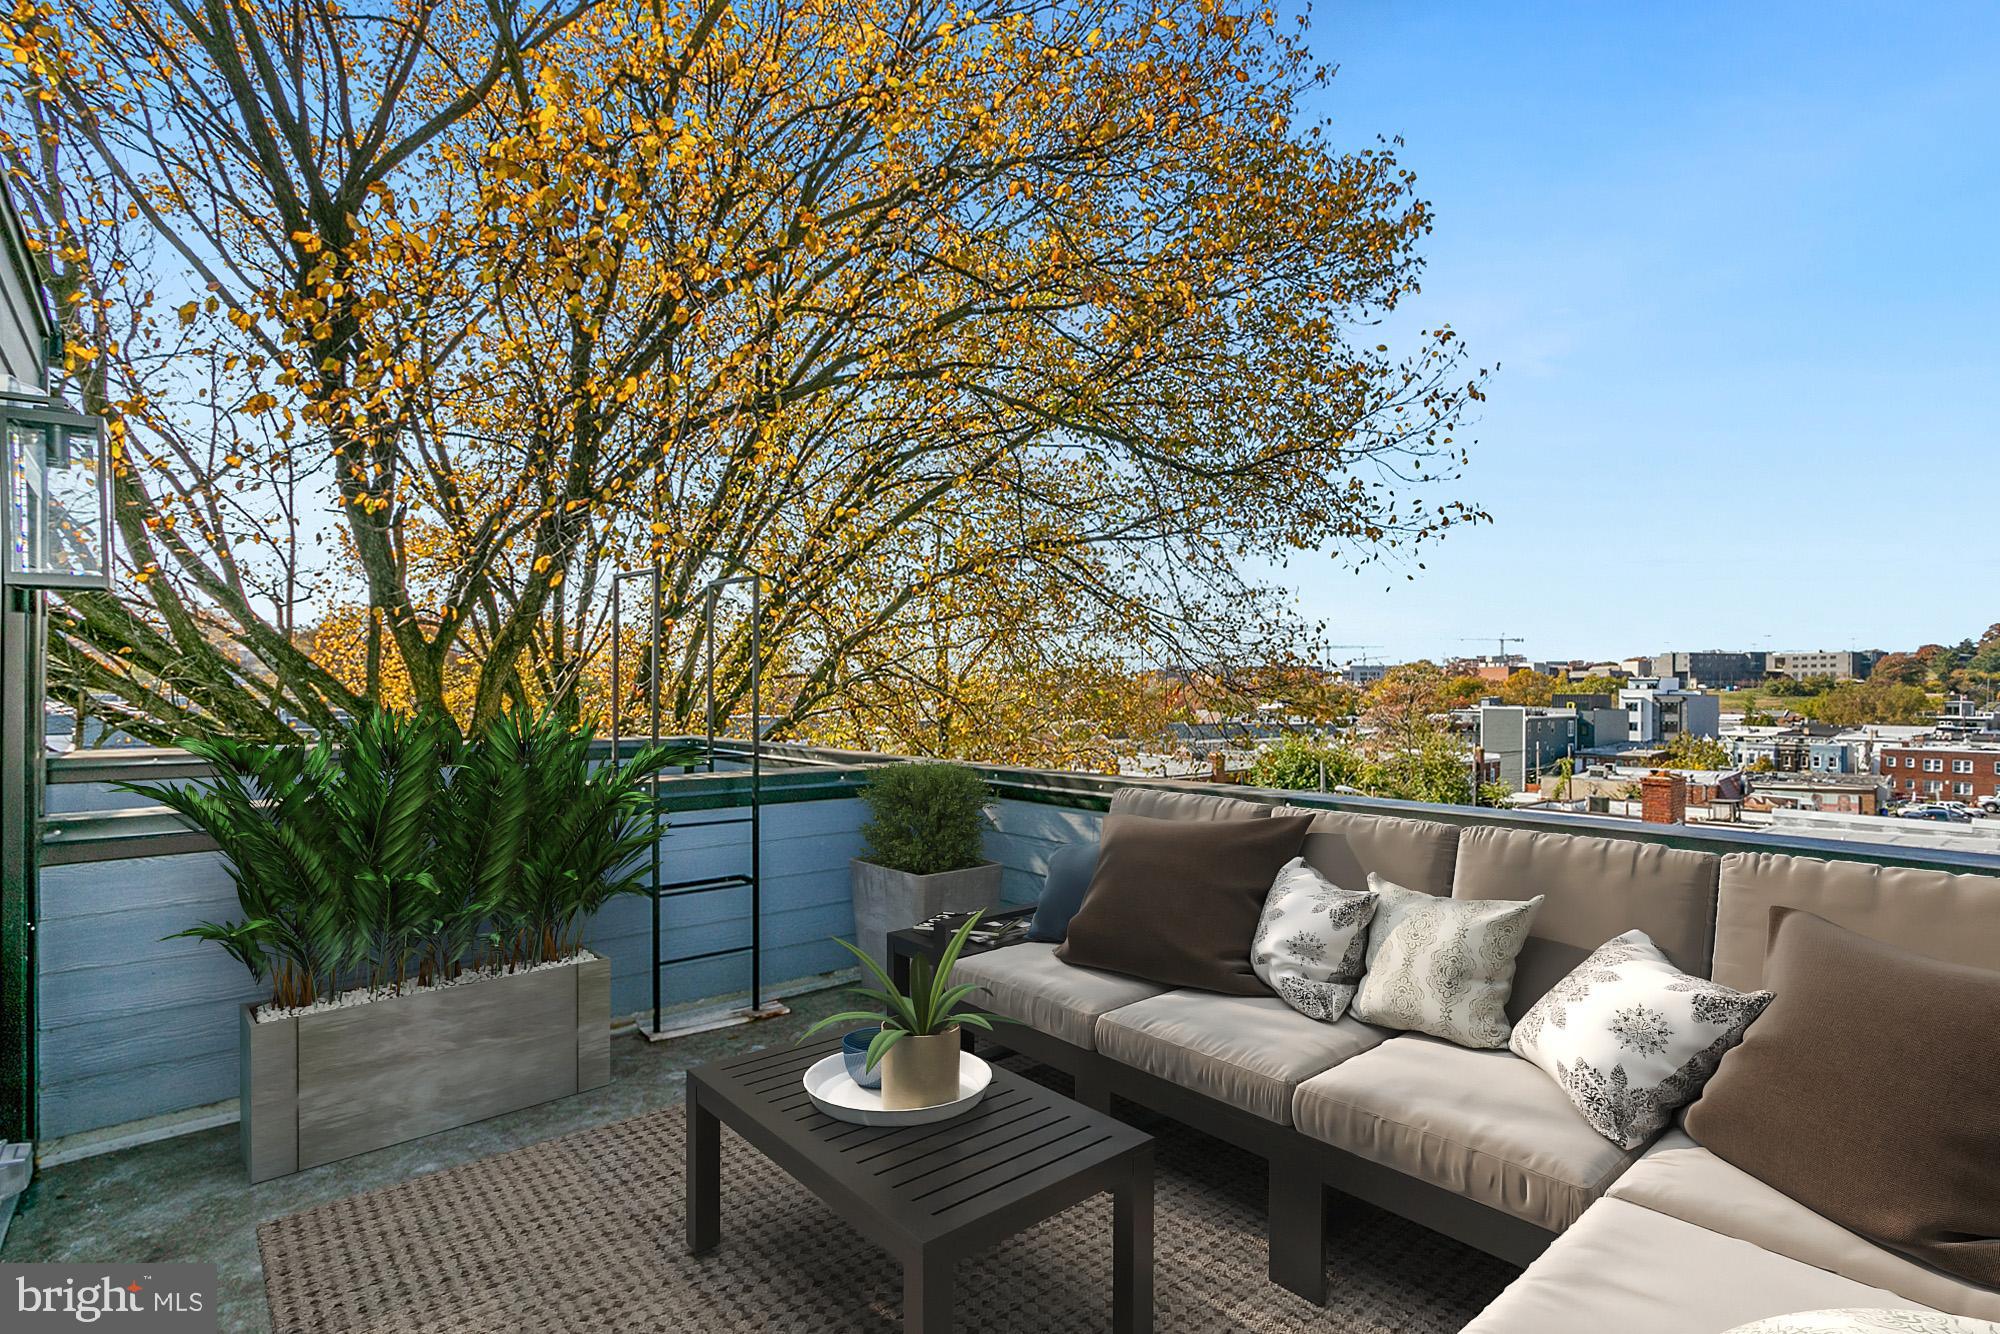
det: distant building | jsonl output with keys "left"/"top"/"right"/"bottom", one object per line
{"left": 1445, "top": 655, "right": 1526, "bottom": 684}
{"left": 1337, "top": 661, "right": 1388, "bottom": 687}
{"left": 1617, "top": 677, "right": 1722, "bottom": 745}
{"left": 1722, "top": 724, "right": 1801, "bottom": 771}
{"left": 1749, "top": 772, "right": 1888, "bottom": 815}
{"left": 1767, "top": 650, "right": 1876, "bottom": 681}
{"left": 1880, "top": 742, "right": 2000, "bottom": 804}
{"left": 1559, "top": 765, "right": 1744, "bottom": 818}
{"left": 1477, "top": 704, "right": 1575, "bottom": 790}
{"left": 1933, "top": 698, "right": 2000, "bottom": 740}
{"left": 1478, "top": 698, "right": 1635, "bottom": 791}
{"left": 1654, "top": 650, "right": 1769, "bottom": 690}
{"left": 1831, "top": 724, "right": 1934, "bottom": 774}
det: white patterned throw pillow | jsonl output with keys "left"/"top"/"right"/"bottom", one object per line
{"left": 1511, "top": 929, "right": 1773, "bottom": 1149}
{"left": 1251, "top": 858, "right": 1376, "bottom": 1022}
{"left": 1349, "top": 874, "right": 1542, "bottom": 1049}
{"left": 1725, "top": 1311, "right": 2000, "bottom": 1334}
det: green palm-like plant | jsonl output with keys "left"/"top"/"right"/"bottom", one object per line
{"left": 801, "top": 912, "right": 1015, "bottom": 1072}
{"left": 132, "top": 730, "right": 358, "bottom": 1008}
{"left": 440, "top": 710, "right": 688, "bottom": 965}
{"left": 128, "top": 706, "right": 689, "bottom": 1010}
{"left": 316, "top": 708, "right": 453, "bottom": 991}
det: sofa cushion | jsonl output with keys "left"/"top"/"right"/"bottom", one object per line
{"left": 1712, "top": 851, "right": 2000, "bottom": 992}
{"left": 1509, "top": 929, "right": 1771, "bottom": 1149}
{"left": 1056, "top": 813, "right": 1314, "bottom": 994}
{"left": 1291, "top": 1033, "right": 1641, "bottom": 1232}
{"left": 1350, "top": 875, "right": 1542, "bottom": 1048}
{"left": 1684, "top": 909, "right": 2000, "bottom": 1289}
{"left": 1723, "top": 1312, "right": 2000, "bottom": 1333}
{"left": 1108, "top": 786, "right": 1272, "bottom": 821}
{"left": 1460, "top": 1197, "right": 1942, "bottom": 1334}
{"left": 1093, "top": 990, "right": 1387, "bottom": 1124}
{"left": 1026, "top": 841, "right": 1099, "bottom": 943}
{"left": 1274, "top": 805, "right": 1461, "bottom": 898}
{"left": 952, "top": 942, "right": 1164, "bottom": 1051}
{"left": 1452, "top": 824, "right": 1720, "bottom": 1015}
{"left": 1610, "top": 1131, "right": 2000, "bottom": 1323}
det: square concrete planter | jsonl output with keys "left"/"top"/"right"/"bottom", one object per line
{"left": 851, "top": 859, "right": 1003, "bottom": 971}
{"left": 240, "top": 953, "right": 611, "bottom": 1183}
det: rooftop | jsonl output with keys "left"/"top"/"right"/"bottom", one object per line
{"left": 7, "top": 747, "right": 1999, "bottom": 1331}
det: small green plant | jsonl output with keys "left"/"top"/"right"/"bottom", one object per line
{"left": 1247, "top": 734, "right": 1372, "bottom": 792}
{"left": 125, "top": 707, "right": 687, "bottom": 1010}
{"left": 857, "top": 762, "right": 990, "bottom": 875}
{"left": 1661, "top": 732, "right": 1730, "bottom": 770}
{"left": 802, "top": 912, "right": 1014, "bottom": 1071}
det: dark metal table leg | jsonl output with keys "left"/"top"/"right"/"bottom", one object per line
{"left": 903, "top": 1250, "right": 953, "bottom": 1333}
{"left": 1114, "top": 1153, "right": 1154, "bottom": 1334}
{"left": 686, "top": 1086, "right": 720, "bottom": 1256}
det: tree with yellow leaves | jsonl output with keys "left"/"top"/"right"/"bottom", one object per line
{"left": 3, "top": 0, "right": 1486, "bottom": 754}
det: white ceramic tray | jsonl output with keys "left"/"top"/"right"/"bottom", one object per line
{"left": 802, "top": 1051, "right": 992, "bottom": 1126}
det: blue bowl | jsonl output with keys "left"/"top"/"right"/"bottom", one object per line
{"left": 841, "top": 1029, "right": 883, "bottom": 1089}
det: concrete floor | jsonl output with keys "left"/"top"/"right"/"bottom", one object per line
{"left": 0, "top": 985, "right": 859, "bottom": 1334}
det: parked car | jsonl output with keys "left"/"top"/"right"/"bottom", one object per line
{"left": 1895, "top": 804, "right": 1975, "bottom": 823}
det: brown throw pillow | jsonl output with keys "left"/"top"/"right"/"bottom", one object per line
{"left": 1684, "top": 908, "right": 2000, "bottom": 1287}
{"left": 1056, "top": 812, "right": 1314, "bottom": 995}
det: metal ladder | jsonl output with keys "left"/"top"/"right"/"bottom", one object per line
{"left": 611, "top": 568, "right": 789, "bottom": 1041}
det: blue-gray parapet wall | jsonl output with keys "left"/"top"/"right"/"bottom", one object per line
{"left": 33, "top": 741, "right": 2000, "bottom": 1144}
{"left": 34, "top": 756, "right": 876, "bottom": 1142}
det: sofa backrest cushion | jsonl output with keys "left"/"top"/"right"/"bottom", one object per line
{"left": 1712, "top": 850, "right": 2000, "bottom": 992}
{"left": 1109, "top": 786, "right": 1271, "bottom": 822}
{"left": 1274, "top": 806, "right": 1460, "bottom": 899}
{"left": 1684, "top": 908, "right": 2000, "bottom": 1289}
{"left": 1451, "top": 824, "right": 1720, "bottom": 1015}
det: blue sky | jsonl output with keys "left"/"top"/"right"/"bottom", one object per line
{"left": 1262, "top": 2, "right": 2000, "bottom": 665}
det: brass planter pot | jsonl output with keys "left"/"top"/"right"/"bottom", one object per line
{"left": 879, "top": 1025, "right": 962, "bottom": 1110}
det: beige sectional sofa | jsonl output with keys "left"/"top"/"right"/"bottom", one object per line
{"left": 954, "top": 785, "right": 2000, "bottom": 1329}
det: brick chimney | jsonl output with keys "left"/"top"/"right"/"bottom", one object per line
{"left": 1640, "top": 770, "right": 1688, "bottom": 825}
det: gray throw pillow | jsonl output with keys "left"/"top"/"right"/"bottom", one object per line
{"left": 1350, "top": 874, "right": 1542, "bottom": 1048}
{"left": 1250, "top": 857, "right": 1375, "bottom": 1021}
{"left": 1026, "top": 841, "right": 1099, "bottom": 943}
{"left": 1510, "top": 929, "right": 1772, "bottom": 1149}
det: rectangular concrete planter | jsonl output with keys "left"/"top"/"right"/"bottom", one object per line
{"left": 851, "top": 859, "right": 1003, "bottom": 970}
{"left": 240, "top": 953, "right": 611, "bottom": 1183}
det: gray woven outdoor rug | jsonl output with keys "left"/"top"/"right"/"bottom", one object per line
{"left": 259, "top": 1081, "right": 1517, "bottom": 1332}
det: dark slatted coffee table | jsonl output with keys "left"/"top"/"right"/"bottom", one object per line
{"left": 686, "top": 1039, "right": 1154, "bottom": 1333}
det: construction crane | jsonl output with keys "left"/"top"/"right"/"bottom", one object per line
{"left": 1460, "top": 635, "right": 1525, "bottom": 662}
